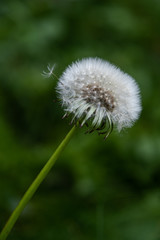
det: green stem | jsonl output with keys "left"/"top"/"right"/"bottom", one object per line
{"left": 0, "top": 125, "right": 77, "bottom": 240}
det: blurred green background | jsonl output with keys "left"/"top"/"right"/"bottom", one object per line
{"left": 0, "top": 0, "right": 160, "bottom": 239}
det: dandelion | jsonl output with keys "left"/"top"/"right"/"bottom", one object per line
{"left": 57, "top": 58, "right": 141, "bottom": 138}
{"left": 0, "top": 58, "right": 142, "bottom": 240}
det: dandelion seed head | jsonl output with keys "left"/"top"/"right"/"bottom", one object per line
{"left": 57, "top": 58, "right": 141, "bottom": 132}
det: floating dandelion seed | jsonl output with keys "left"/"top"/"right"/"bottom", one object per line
{"left": 57, "top": 58, "right": 141, "bottom": 139}
{"left": 42, "top": 64, "right": 56, "bottom": 78}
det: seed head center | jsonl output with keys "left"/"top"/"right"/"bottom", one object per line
{"left": 82, "top": 84, "right": 115, "bottom": 111}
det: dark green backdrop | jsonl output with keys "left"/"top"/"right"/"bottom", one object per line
{"left": 0, "top": 0, "right": 160, "bottom": 239}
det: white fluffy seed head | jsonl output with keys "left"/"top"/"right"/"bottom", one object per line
{"left": 57, "top": 58, "right": 141, "bottom": 131}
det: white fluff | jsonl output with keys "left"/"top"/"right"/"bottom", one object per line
{"left": 57, "top": 58, "right": 141, "bottom": 131}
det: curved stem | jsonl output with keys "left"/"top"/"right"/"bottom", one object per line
{"left": 0, "top": 125, "right": 77, "bottom": 240}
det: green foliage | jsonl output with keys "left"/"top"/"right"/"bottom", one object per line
{"left": 0, "top": 0, "right": 160, "bottom": 239}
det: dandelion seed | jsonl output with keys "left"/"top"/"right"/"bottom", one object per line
{"left": 42, "top": 64, "right": 56, "bottom": 78}
{"left": 57, "top": 58, "right": 142, "bottom": 138}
